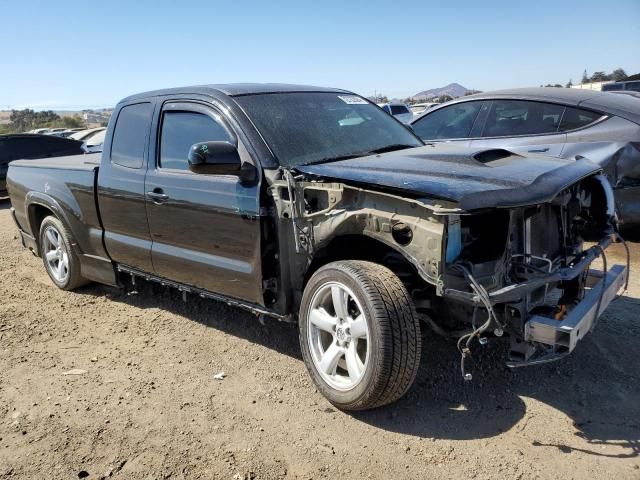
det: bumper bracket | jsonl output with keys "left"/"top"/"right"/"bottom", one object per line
{"left": 524, "top": 264, "right": 627, "bottom": 352}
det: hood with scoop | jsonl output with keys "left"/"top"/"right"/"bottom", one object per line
{"left": 295, "top": 144, "right": 602, "bottom": 211}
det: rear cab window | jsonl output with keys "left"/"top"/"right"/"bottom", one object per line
{"left": 110, "top": 102, "right": 154, "bottom": 168}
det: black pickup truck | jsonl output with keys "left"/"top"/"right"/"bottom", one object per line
{"left": 7, "top": 84, "right": 628, "bottom": 410}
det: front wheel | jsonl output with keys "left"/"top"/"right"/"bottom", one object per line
{"left": 299, "top": 260, "right": 421, "bottom": 410}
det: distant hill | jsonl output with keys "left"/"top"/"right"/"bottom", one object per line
{"left": 414, "top": 83, "right": 468, "bottom": 99}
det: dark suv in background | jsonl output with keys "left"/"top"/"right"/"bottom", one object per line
{"left": 0, "top": 134, "right": 84, "bottom": 196}
{"left": 602, "top": 80, "right": 640, "bottom": 93}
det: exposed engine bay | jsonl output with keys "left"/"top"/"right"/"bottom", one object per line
{"left": 268, "top": 167, "right": 629, "bottom": 380}
{"left": 439, "top": 174, "right": 627, "bottom": 376}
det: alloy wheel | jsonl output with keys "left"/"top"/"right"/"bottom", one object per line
{"left": 42, "top": 225, "right": 69, "bottom": 283}
{"left": 307, "top": 282, "right": 370, "bottom": 391}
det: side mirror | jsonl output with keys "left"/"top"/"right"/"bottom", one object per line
{"left": 188, "top": 141, "right": 241, "bottom": 175}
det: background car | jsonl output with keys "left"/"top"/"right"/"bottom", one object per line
{"left": 409, "top": 87, "right": 640, "bottom": 224}
{"left": 69, "top": 127, "right": 105, "bottom": 142}
{"left": 81, "top": 129, "right": 106, "bottom": 153}
{"left": 0, "top": 134, "right": 84, "bottom": 196}
{"left": 378, "top": 103, "right": 414, "bottom": 123}
{"left": 602, "top": 79, "right": 640, "bottom": 93}
{"left": 43, "top": 128, "right": 66, "bottom": 135}
{"left": 48, "top": 128, "right": 85, "bottom": 138}
{"left": 409, "top": 102, "right": 439, "bottom": 115}
{"left": 27, "top": 128, "right": 48, "bottom": 134}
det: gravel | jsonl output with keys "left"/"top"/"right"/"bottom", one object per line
{"left": 0, "top": 199, "right": 639, "bottom": 479}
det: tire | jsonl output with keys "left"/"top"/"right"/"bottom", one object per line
{"left": 39, "top": 215, "right": 87, "bottom": 290}
{"left": 299, "top": 260, "right": 421, "bottom": 410}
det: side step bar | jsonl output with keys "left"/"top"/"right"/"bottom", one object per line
{"left": 116, "top": 264, "right": 290, "bottom": 322}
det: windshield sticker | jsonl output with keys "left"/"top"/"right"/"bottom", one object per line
{"left": 338, "top": 95, "right": 368, "bottom": 105}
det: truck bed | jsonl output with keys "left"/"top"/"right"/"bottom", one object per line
{"left": 7, "top": 152, "right": 111, "bottom": 284}
{"left": 10, "top": 152, "right": 101, "bottom": 171}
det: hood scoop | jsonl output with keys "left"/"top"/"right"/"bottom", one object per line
{"left": 473, "top": 149, "right": 521, "bottom": 166}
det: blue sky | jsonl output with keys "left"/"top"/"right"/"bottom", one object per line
{"left": 2, "top": 0, "right": 639, "bottom": 110}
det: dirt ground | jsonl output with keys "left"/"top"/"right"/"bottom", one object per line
{"left": 0, "top": 198, "right": 639, "bottom": 480}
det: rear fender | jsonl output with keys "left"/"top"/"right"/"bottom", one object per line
{"left": 24, "top": 191, "right": 118, "bottom": 286}
{"left": 25, "top": 191, "right": 79, "bottom": 255}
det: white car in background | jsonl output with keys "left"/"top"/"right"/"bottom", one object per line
{"left": 409, "top": 102, "right": 439, "bottom": 115}
{"left": 377, "top": 103, "right": 414, "bottom": 123}
{"left": 69, "top": 127, "right": 106, "bottom": 142}
{"left": 81, "top": 129, "right": 106, "bottom": 153}
{"left": 48, "top": 128, "right": 85, "bottom": 138}
{"left": 44, "top": 128, "right": 66, "bottom": 135}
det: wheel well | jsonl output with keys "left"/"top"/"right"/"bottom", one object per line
{"left": 29, "top": 204, "right": 55, "bottom": 253}
{"left": 304, "top": 235, "right": 426, "bottom": 294}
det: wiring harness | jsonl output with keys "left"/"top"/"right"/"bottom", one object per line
{"left": 451, "top": 263, "right": 505, "bottom": 381}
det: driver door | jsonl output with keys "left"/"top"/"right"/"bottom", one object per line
{"left": 144, "top": 100, "right": 263, "bottom": 304}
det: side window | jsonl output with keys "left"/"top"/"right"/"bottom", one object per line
{"left": 111, "top": 102, "right": 153, "bottom": 168}
{"left": 559, "top": 107, "right": 602, "bottom": 131}
{"left": 159, "top": 111, "right": 232, "bottom": 171}
{"left": 411, "top": 102, "right": 482, "bottom": 140}
{"left": 482, "top": 100, "right": 565, "bottom": 137}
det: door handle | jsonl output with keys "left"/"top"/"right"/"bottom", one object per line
{"left": 147, "top": 190, "right": 169, "bottom": 204}
{"left": 528, "top": 147, "right": 550, "bottom": 153}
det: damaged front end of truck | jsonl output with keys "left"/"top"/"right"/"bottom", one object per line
{"left": 269, "top": 147, "right": 629, "bottom": 379}
{"left": 440, "top": 172, "right": 627, "bottom": 375}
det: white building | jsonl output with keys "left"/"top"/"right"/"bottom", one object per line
{"left": 571, "top": 81, "right": 614, "bottom": 91}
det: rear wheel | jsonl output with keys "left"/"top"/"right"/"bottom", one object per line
{"left": 299, "top": 260, "right": 421, "bottom": 410}
{"left": 39, "top": 216, "right": 86, "bottom": 290}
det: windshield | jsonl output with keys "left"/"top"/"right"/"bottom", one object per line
{"left": 235, "top": 92, "right": 422, "bottom": 167}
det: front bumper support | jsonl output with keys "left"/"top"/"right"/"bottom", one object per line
{"left": 444, "top": 236, "right": 614, "bottom": 306}
{"left": 524, "top": 264, "right": 626, "bottom": 352}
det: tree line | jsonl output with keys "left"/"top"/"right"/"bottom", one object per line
{"left": 565, "top": 68, "right": 629, "bottom": 88}
{"left": 0, "top": 109, "right": 85, "bottom": 134}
